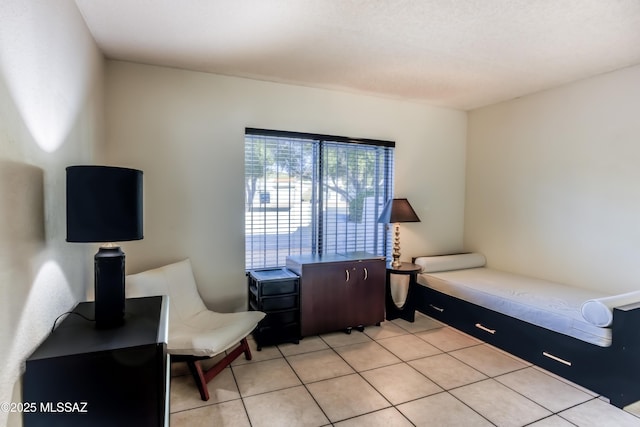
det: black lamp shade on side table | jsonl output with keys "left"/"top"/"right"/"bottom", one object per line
{"left": 66, "top": 165, "right": 143, "bottom": 329}
{"left": 377, "top": 198, "right": 420, "bottom": 225}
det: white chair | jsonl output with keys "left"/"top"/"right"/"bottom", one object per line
{"left": 126, "top": 259, "right": 265, "bottom": 400}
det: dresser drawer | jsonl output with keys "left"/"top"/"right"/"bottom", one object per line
{"left": 261, "top": 295, "right": 297, "bottom": 311}
{"left": 253, "top": 323, "right": 300, "bottom": 349}
{"left": 248, "top": 268, "right": 299, "bottom": 296}
{"left": 261, "top": 279, "right": 298, "bottom": 296}
{"left": 262, "top": 310, "right": 298, "bottom": 327}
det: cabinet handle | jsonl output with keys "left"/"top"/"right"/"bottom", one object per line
{"left": 363, "top": 267, "right": 368, "bottom": 280}
{"left": 542, "top": 351, "right": 572, "bottom": 366}
{"left": 345, "top": 269, "right": 350, "bottom": 282}
{"left": 429, "top": 304, "right": 444, "bottom": 312}
{"left": 475, "top": 323, "right": 496, "bottom": 334}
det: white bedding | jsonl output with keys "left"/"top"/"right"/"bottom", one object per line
{"left": 417, "top": 267, "right": 612, "bottom": 347}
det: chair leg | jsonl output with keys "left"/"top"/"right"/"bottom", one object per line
{"left": 186, "top": 360, "right": 210, "bottom": 401}
{"left": 241, "top": 337, "right": 253, "bottom": 360}
{"left": 182, "top": 337, "right": 254, "bottom": 401}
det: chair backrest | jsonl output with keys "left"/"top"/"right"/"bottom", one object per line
{"left": 126, "top": 259, "right": 208, "bottom": 322}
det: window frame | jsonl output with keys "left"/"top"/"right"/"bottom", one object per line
{"left": 245, "top": 128, "right": 395, "bottom": 269}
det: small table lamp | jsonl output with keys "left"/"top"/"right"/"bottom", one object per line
{"left": 66, "top": 165, "right": 143, "bottom": 329}
{"left": 378, "top": 198, "right": 420, "bottom": 268}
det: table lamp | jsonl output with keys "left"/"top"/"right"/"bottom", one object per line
{"left": 66, "top": 165, "right": 143, "bottom": 328}
{"left": 378, "top": 198, "right": 420, "bottom": 268}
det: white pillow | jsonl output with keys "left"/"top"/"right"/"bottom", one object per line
{"left": 414, "top": 253, "right": 486, "bottom": 273}
{"left": 581, "top": 290, "right": 640, "bottom": 327}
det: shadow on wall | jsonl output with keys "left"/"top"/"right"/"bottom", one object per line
{"left": 0, "top": 163, "right": 46, "bottom": 324}
{"left": 0, "top": 161, "right": 80, "bottom": 426}
{"left": 0, "top": 161, "right": 46, "bottom": 425}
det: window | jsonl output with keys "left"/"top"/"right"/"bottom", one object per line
{"left": 245, "top": 128, "right": 395, "bottom": 269}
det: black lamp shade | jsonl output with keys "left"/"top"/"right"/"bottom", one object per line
{"left": 66, "top": 165, "right": 143, "bottom": 329}
{"left": 67, "top": 166, "right": 143, "bottom": 243}
{"left": 378, "top": 198, "right": 421, "bottom": 224}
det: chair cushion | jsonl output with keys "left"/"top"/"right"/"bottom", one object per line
{"left": 126, "top": 259, "right": 208, "bottom": 322}
{"left": 170, "top": 310, "right": 265, "bottom": 356}
{"left": 126, "top": 259, "right": 265, "bottom": 357}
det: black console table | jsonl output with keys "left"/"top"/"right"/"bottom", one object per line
{"left": 23, "top": 296, "right": 169, "bottom": 427}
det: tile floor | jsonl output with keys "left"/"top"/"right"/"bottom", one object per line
{"left": 169, "top": 313, "right": 640, "bottom": 426}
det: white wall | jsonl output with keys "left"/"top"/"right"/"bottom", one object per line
{"left": 465, "top": 64, "right": 640, "bottom": 294}
{"left": 104, "top": 61, "right": 467, "bottom": 311}
{"left": 0, "top": 1, "right": 103, "bottom": 425}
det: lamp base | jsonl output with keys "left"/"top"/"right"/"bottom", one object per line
{"left": 391, "top": 223, "right": 402, "bottom": 268}
{"left": 94, "top": 246, "right": 126, "bottom": 329}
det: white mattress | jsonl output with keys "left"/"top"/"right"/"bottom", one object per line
{"left": 417, "top": 267, "right": 612, "bottom": 347}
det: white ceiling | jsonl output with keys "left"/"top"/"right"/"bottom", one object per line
{"left": 74, "top": 0, "right": 640, "bottom": 110}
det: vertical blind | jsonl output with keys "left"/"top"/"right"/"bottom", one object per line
{"left": 245, "top": 128, "right": 395, "bottom": 270}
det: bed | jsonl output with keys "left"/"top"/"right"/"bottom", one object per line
{"left": 412, "top": 253, "right": 640, "bottom": 408}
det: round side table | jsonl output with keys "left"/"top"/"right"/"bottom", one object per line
{"left": 385, "top": 262, "right": 422, "bottom": 322}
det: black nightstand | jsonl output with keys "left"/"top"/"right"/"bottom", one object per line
{"left": 23, "top": 296, "right": 169, "bottom": 427}
{"left": 385, "top": 262, "right": 422, "bottom": 322}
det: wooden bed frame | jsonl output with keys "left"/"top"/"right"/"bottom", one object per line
{"left": 413, "top": 282, "right": 640, "bottom": 408}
